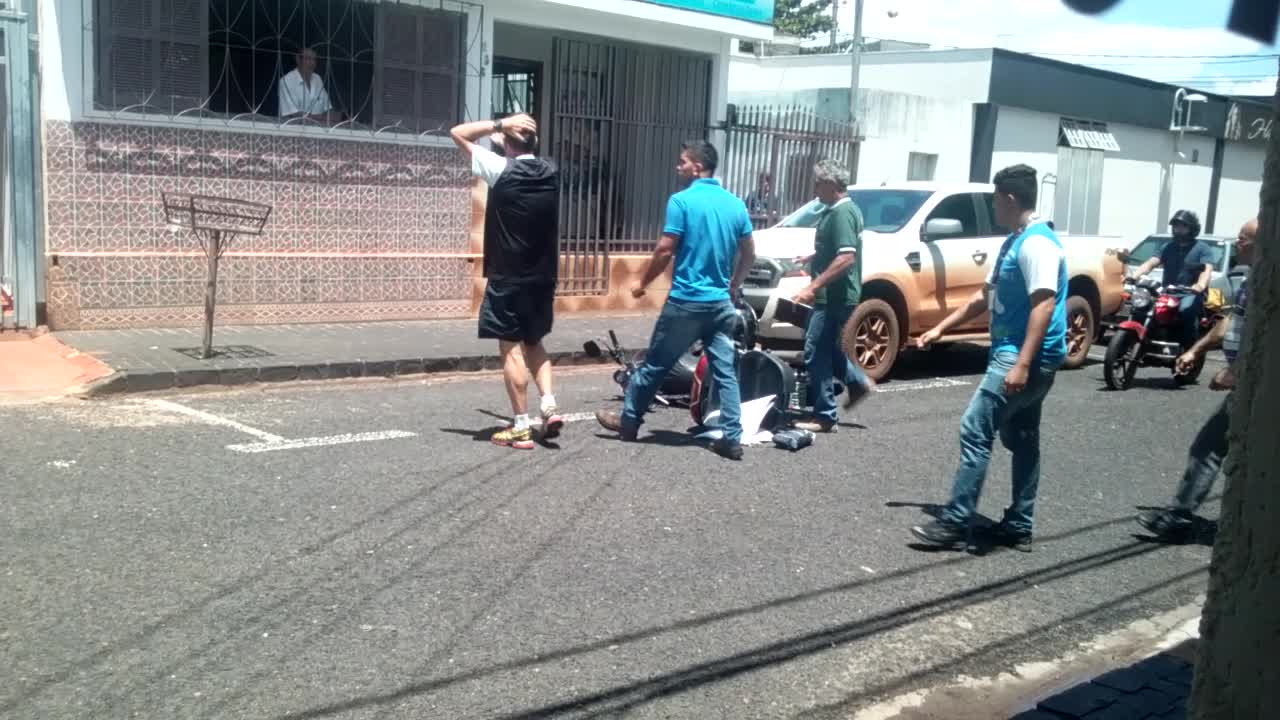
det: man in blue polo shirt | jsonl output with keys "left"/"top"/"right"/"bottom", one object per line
{"left": 910, "top": 164, "right": 1068, "bottom": 552}
{"left": 595, "top": 140, "right": 756, "bottom": 460}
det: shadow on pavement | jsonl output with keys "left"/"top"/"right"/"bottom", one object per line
{"left": 440, "top": 425, "right": 507, "bottom": 442}
{"left": 266, "top": 508, "right": 1203, "bottom": 720}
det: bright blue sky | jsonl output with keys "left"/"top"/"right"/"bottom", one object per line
{"left": 1099, "top": 0, "right": 1229, "bottom": 29}
{"left": 827, "top": 0, "right": 1278, "bottom": 96}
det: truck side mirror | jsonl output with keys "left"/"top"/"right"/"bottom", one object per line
{"left": 923, "top": 218, "right": 964, "bottom": 241}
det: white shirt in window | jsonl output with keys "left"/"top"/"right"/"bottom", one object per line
{"left": 278, "top": 68, "right": 333, "bottom": 117}
{"left": 471, "top": 146, "right": 536, "bottom": 186}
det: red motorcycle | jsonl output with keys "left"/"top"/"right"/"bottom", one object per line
{"left": 1103, "top": 277, "right": 1210, "bottom": 390}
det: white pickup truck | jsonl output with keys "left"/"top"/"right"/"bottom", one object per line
{"left": 742, "top": 182, "right": 1127, "bottom": 381}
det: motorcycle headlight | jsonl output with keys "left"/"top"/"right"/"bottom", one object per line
{"left": 1131, "top": 288, "right": 1153, "bottom": 309}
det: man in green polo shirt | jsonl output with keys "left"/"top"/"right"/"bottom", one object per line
{"left": 792, "top": 159, "right": 874, "bottom": 432}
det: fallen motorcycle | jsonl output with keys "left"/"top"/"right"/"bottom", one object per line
{"left": 582, "top": 330, "right": 697, "bottom": 407}
{"left": 585, "top": 301, "right": 799, "bottom": 430}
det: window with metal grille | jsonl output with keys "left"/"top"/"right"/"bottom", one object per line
{"left": 95, "top": 0, "right": 209, "bottom": 114}
{"left": 92, "top": 0, "right": 467, "bottom": 132}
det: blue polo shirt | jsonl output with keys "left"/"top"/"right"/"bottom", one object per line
{"left": 663, "top": 178, "right": 752, "bottom": 303}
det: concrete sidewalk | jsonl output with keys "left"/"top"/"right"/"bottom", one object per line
{"left": 56, "top": 313, "right": 658, "bottom": 396}
{"left": 0, "top": 332, "right": 113, "bottom": 401}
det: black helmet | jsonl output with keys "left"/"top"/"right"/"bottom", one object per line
{"left": 1169, "top": 209, "right": 1201, "bottom": 238}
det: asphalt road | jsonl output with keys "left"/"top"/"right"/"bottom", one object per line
{"left": 1, "top": 345, "right": 1225, "bottom": 719}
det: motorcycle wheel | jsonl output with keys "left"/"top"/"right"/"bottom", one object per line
{"left": 1174, "top": 352, "right": 1206, "bottom": 386}
{"left": 1103, "top": 329, "right": 1141, "bottom": 391}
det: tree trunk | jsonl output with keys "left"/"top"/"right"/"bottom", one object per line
{"left": 1190, "top": 64, "right": 1280, "bottom": 717}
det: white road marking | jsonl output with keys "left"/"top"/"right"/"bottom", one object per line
{"left": 145, "top": 398, "right": 415, "bottom": 453}
{"left": 860, "top": 566, "right": 877, "bottom": 575}
{"left": 874, "top": 377, "right": 972, "bottom": 393}
{"left": 227, "top": 431, "right": 417, "bottom": 454}
{"left": 145, "top": 398, "right": 286, "bottom": 442}
{"left": 536, "top": 411, "right": 597, "bottom": 425}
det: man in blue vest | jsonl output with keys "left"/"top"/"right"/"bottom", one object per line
{"left": 595, "top": 140, "right": 756, "bottom": 460}
{"left": 911, "top": 164, "right": 1068, "bottom": 551}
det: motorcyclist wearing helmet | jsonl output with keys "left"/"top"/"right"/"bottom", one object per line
{"left": 1127, "top": 210, "right": 1215, "bottom": 344}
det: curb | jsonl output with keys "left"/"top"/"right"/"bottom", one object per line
{"left": 76, "top": 349, "right": 608, "bottom": 397}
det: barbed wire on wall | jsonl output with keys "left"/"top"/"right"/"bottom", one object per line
{"left": 81, "top": 0, "right": 487, "bottom": 142}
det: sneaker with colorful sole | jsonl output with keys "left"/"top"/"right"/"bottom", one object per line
{"left": 492, "top": 426, "right": 535, "bottom": 449}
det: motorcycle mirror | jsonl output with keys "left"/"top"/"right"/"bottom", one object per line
{"left": 608, "top": 330, "right": 621, "bottom": 349}
{"left": 583, "top": 340, "right": 603, "bottom": 358}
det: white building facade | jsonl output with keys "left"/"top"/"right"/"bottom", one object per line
{"left": 34, "top": 0, "right": 772, "bottom": 329}
{"left": 730, "top": 47, "right": 1267, "bottom": 247}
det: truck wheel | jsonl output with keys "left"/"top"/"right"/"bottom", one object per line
{"left": 1062, "top": 295, "right": 1096, "bottom": 370}
{"left": 843, "top": 299, "right": 900, "bottom": 382}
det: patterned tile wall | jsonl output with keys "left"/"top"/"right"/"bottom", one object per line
{"left": 43, "top": 120, "right": 476, "bottom": 329}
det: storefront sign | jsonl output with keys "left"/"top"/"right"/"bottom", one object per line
{"left": 1224, "top": 101, "right": 1275, "bottom": 146}
{"left": 643, "top": 0, "right": 775, "bottom": 24}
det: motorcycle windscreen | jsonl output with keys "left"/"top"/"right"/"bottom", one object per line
{"left": 694, "top": 350, "right": 795, "bottom": 429}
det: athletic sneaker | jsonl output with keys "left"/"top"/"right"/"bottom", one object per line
{"left": 541, "top": 405, "right": 565, "bottom": 439}
{"left": 491, "top": 426, "right": 535, "bottom": 450}
{"left": 988, "top": 522, "right": 1033, "bottom": 553}
{"left": 1136, "top": 508, "right": 1193, "bottom": 539}
{"left": 910, "top": 519, "right": 968, "bottom": 550}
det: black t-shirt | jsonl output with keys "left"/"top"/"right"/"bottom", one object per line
{"left": 483, "top": 158, "right": 560, "bottom": 285}
{"left": 1159, "top": 238, "right": 1214, "bottom": 287}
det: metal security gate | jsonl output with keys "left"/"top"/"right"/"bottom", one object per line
{"left": 1, "top": 3, "right": 38, "bottom": 330}
{"left": 550, "top": 36, "right": 710, "bottom": 295}
{"left": 719, "top": 104, "right": 856, "bottom": 230}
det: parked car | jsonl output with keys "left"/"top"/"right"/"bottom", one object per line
{"left": 1103, "top": 233, "right": 1244, "bottom": 330}
{"left": 741, "top": 182, "right": 1127, "bottom": 381}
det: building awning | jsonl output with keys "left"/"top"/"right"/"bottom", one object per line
{"left": 1060, "top": 118, "right": 1121, "bottom": 152}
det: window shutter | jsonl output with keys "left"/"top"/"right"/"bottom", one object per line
{"left": 96, "top": 0, "right": 208, "bottom": 113}
{"left": 375, "top": 3, "right": 463, "bottom": 133}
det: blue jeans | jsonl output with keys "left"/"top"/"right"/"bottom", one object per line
{"left": 803, "top": 303, "right": 870, "bottom": 424}
{"left": 1174, "top": 394, "right": 1230, "bottom": 514}
{"left": 941, "top": 351, "right": 1059, "bottom": 535}
{"left": 623, "top": 299, "right": 742, "bottom": 442}
{"left": 1178, "top": 293, "right": 1204, "bottom": 345}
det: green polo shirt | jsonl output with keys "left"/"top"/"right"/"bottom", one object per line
{"left": 811, "top": 197, "right": 863, "bottom": 306}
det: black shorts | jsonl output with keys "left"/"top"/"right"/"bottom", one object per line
{"left": 478, "top": 281, "right": 555, "bottom": 344}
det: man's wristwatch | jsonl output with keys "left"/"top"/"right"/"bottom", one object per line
{"left": 492, "top": 119, "right": 503, "bottom": 132}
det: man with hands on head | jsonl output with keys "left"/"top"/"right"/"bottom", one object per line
{"left": 450, "top": 113, "right": 563, "bottom": 450}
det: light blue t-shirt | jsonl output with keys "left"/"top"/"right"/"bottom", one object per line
{"left": 989, "top": 221, "right": 1069, "bottom": 369}
{"left": 663, "top": 178, "right": 753, "bottom": 303}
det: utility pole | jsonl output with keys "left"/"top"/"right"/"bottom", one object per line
{"left": 847, "top": 0, "right": 864, "bottom": 182}
{"left": 830, "top": 0, "right": 839, "bottom": 51}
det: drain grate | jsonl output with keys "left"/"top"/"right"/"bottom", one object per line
{"left": 173, "top": 345, "right": 275, "bottom": 360}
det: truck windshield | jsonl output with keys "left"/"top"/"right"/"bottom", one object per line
{"left": 1127, "top": 235, "right": 1226, "bottom": 270}
{"left": 775, "top": 190, "right": 932, "bottom": 232}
